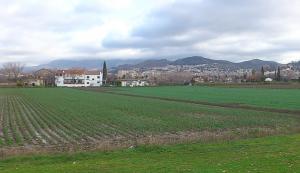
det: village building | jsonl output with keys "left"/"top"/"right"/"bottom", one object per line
{"left": 192, "top": 76, "right": 206, "bottom": 83}
{"left": 23, "top": 78, "right": 43, "bottom": 86}
{"left": 117, "top": 70, "right": 140, "bottom": 79}
{"left": 34, "top": 69, "right": 56, "bottom": 86}
{"left": 21, "top": 69, "right": 56, "bottom": 87}
{"left": 120, "top": 79, "right": 149, "bottom": 87}
{"left": 55, "top": 69, "right": 103, "bottom": 87}
{"left": 265, "top": 77, "right": 273, "bottom": 82}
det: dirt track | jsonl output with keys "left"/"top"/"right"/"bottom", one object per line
{"left": 80, "top": 88, "right": 300, "bottom": 116}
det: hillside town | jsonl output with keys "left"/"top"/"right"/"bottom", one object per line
{"left": 115, "top": 64, "right": 300, "bottom": 85}
{"left": 1, "top": 57, "right": 300, "bottom": 87}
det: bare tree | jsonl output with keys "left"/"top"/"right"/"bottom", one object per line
{"left": 155, "top": 72, "right": 193, "bottom": 85}
{"left": 2, "top": 62, "right": 24, "bottom": 81}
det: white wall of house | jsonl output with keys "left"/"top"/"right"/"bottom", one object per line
{"left": 55, "top": 72, "right": 103, "bottom": 87}
{"left": 55, "top": 76, "right": 65, "bottom": 87}
{"left": 84, "top": 74, "right": 103, "bottom": 87}
{"left": 121, "top": 81, "right": 127, "bottom": 87}
{"left": 55, "top": 75, "right": 85, "bottom": 87}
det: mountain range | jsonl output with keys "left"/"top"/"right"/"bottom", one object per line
{"left": 24, "top": 58, "right": 145, "bottom": 72}
{"left": 25, "top": 56, "right": 297, "bottom": 72}
{"left": 117, "top": 56, "right": 281, "bottom": 70}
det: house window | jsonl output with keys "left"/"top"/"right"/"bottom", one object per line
{"left": 87, "top": 82, "right": 89, "bottom": 84}
{"left": 97, "top": 76, "right": 100, "bottom": 78}
{"left": 86, "top": 76, "right": 90, "bottom": 78}
{"left": 64, "top": 79, "right": 76, "bottom": 84}
{"left": 92, "top": 78, "right": 94, "bottom": 80}
{"left": 77, "top": 80, "right": 84, "bottom": 84}
{"left": 97, "top": 81, "right": 100, "bottom": 83}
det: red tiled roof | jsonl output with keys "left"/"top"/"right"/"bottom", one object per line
{"left": 55, "top": 69, "right": 101, "bottom": 76}
{"left": 56, "top": 69, "right": 85, "bottom": 75}
{"left": 85, "top": 70, "right": 101, "bottom": 75}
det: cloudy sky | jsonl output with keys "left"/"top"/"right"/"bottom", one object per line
{"left": 1, "top": 0, "right": 300, "bottom": 65}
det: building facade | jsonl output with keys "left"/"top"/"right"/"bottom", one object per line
{"left": 120, "top": 79, "right": 149, "bottom": 87}
{"left": 55, "top": 69, "right": 103, "bottom": 87}
{"left": 34, "top": 68, "right": 56, "bottom": 86}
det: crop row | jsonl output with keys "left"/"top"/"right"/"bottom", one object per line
{"left": 0, "top": 95, "right": 137, "bottom": 147}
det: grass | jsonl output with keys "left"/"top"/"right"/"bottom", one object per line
{"left": 1, "top": 134, "right": 300, "bottom": 173}
{"left": 115, "top": 86, "right": 300, "bottom": 110}
{"left": 0, "top": 88, "right": 299, "bottom": 147}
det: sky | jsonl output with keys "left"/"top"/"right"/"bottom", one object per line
{"left": 0, "top": 0, "right": 300, "bottom": 66}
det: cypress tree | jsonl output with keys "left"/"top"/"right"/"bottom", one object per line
{"left": 261, "top": 66, "right": 265, "bottom": 81}
{"left": 251, "top": 69, "right": 256, "bottom": 82}
{"left": 277, "top": 67, "right": 281, "bottom": 81}
{"left": 102, "top": 61, "right": 107, "bottom": 84}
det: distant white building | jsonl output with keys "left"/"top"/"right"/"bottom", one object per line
{"left": 120, "top": 79, "right": 149, "bottom": 87}
{"left": 55, "top": 69, "right": 103, "bottom": 87}
{"left": 265, "top": 78, "right": 273, "bottom": 82}
{"left": 117, "top": 70, "right": 140, "bottom": 79}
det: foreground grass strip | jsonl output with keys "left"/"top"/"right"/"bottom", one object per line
{"left": 1, "top": 134, "right": 300, "bottom": 173}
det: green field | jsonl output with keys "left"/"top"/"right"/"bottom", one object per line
{"left": 0, "top": 88, "right": 299, "bottom": 147}
{"left": 0, "top": 86, "right": 300, "bottom": 172}
{"left": 1, "top": 134, "right": 300, "bottom": 173}
{"left": 116, "top": 86, "right": 300, "bottom": 110}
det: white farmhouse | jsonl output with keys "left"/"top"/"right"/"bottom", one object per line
{"left": 55, "top": 69, "right": 103, "bottom": 87}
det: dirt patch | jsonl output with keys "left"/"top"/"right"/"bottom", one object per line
{"left": 1, "top": 127, "right": 299, "bottom": 158}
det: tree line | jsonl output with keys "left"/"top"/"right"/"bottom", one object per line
{"left": 0, "top": 62, "right": 24, "bottom": 82}
{"left": 257, "top": 66, "right": 281, "bottom": 82}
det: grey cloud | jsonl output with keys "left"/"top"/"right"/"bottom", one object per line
{"left": 1, "top": 0, "right": 300, "bottom": 65}
{"left": 0, "top": 49, "right": 37, "bottom": 56}
{"left": 0, "top": 1, "right": 104, "bottom": 33}
{"left": 132, "top": 0, "right": 275, "bottom": 38}
{"left": 102, "top": 0, "right": 300, "bottom": 62}
{"left": 103, "top": 25, "right": 216, "bottom": 49}
{"left": 74, "top": 1, "right": 107, "bottom": 14}
{"left": 72, "top": 45, "right": 104, "bottom": 55}
{"left": 102, "top": 32, "right": 212, "bottom": 49}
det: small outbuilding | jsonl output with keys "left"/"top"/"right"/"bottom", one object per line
{"left": 265, "top": 78, "right": 273, "bottom": 82}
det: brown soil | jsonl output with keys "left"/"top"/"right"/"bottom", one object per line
{"left": 1, "top": 127, "right": 299, "bottom": 158}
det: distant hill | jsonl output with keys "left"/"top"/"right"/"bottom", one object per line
{"left": 25, "top": 56, "right": 283, "bottom": 72}
{"left": 171, "top": 56, "right": 233, "bottom": 66}
{"left": 170, "top": 56, "right": 279, "bottom": 70}
{"left": 116, "top": 56, "right": 280, "bottom": 70}
{"left": 118, "top": 59, "right": 171, "bottom": 69}
{"left": 237, "top": 59, "right": 279, "bottom": 70}
{"left": 25, "top": 58, "right": 145, "bottom": 72}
